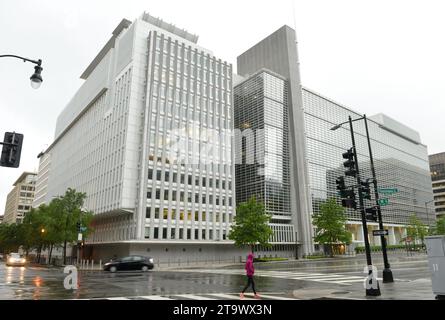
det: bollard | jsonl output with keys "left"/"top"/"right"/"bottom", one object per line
{"left": 99, "top": 260, "right": 102, "bottom": 270}
{"left": 91, "top": 260, "right": 94, "bottom": 270}
{"left": 87, "top": 260, "right": 89, "bottom": 270}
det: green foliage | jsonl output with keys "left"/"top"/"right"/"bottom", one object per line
{"left": 228, "top": 196, "right": 273, "bottom": 252}
{"left": 254, "top": 257, "right": 288, "bottom": 262}
{"left": 354, "top": 244, "right": 424, "bottom": 253}
{"left": 312, "top": 198, "right": 352, "bottom": 257}
{"left": 407, "top": 214, "right": 428, "bottom": 245}
{"left": 429, "top": 216, "right": 445, "bottom": 236}
{"left": 0, "top": 188, "right": 94, "bottom": 263}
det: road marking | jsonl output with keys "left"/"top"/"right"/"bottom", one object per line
{"left": 208, "top": 293, "right": 255, "bottom": 300}
{"left": 137, "top": 295, "right": 175, "bottom": 300}
{"left": 107, "top": 297, "right": 130, "bottom": 300}
{"left": 243, "top": 293, "right": 297, "bottom": 300}
{"left": 173, "top": 294, "right": 217, "bottom": 300}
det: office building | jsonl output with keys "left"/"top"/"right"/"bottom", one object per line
{"left": 34, "top": 13, "right": 237, "bottom": 262}
{"left": 234, "top": 69, "right": 296, "bottom": 257}
{"left": 3, "top": 172, "right": 37, "bottom": 224}
{"left": 430, "top": 152, "right": 445, "bottom": 219}
{"left": 234, "top": 26, "right": 433, "bottom": 256}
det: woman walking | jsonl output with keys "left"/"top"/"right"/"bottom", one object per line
{"left": 240, "top": 253, "right": 260, "bottom": 299}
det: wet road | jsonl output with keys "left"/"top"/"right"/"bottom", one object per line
{"left": 0, "top": 253, "right": 432, "bottom": 300}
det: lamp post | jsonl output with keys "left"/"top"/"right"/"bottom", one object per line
{"left": 331, "top": 115, "right": 393, "bottom": 282}
{"left": 0, "top": 54, "right": 43, "bottom": 89}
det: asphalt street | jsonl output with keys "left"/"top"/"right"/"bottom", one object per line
{"left": 0, "top": 252, "right": 434, "bottom": 300}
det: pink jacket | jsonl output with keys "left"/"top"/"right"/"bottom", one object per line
{"left": 245, "top": 253, "right": 254, "bottom": 276}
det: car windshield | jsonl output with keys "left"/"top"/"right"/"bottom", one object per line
{"left": 10, "top": 253, "right": 20, "bottom": 258}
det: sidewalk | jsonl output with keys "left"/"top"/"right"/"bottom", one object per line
{"left": 291, "top": 278, "right": 436, "bottom": 300}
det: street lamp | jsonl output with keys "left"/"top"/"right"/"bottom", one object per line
{"left": 0, "top": 54, "right": 43, "bottom": 89}
{"left": 332, "top": 114, "right": 394, "bottom": 285}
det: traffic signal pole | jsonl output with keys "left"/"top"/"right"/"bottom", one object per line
{"left": 363, "top": 114, "right": 393, "bottom": 283}
{"left": 348, "top": 116, "right": 381, "bottom": 296}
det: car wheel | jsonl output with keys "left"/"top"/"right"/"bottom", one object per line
{"left": 110, "top": 266, "right": 117, "bottom": 273}
{"left": 141, "top": 265, "right": 149, "bottom": 272}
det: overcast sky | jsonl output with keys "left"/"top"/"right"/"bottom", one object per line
{"left": 1, "top": 0, "right": 444, "bottom": 214}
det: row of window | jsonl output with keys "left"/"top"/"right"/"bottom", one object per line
{"left": 146, "top": 207, "right": 232, "bottom": 222}
{"left": 145, "top": 226, "right": 228, "bottom": 240}
{"left": 148, "top": 169, "right": 232, "bottom": 189}
{"left": 147, "top": 188, "right": 233, "bottom": 206}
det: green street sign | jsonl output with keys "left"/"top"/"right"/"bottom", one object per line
{"left": 378, "top": 198, "right": 389, "bottom": 206}
{"left": 378, "top": 188, "right": 398, "bottom": 195}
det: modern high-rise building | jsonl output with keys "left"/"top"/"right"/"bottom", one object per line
{"left": 429, "top": 152, "right": 445, "bottom": 219}
{"left": 235, "top": 26, "right": 315, "bottom": 257}
{"left": 234, "top": 25, "right": 433, "bottom": 256}
{"left": 3, "top": 172, "right": 37, "bottom": 224}
{"left": 35, "top": 13, "right": 237, "bottom": 262}
{"left": 303, "top": 89, "right": 433, "bottom": 245}
{"left": 234, "top": 69, "right": 296, "bottom": 257}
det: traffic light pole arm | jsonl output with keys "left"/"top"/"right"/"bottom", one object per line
{"left": 0, "top": 55, "right": 42, "bottom": 66}
{"left": 363, "top": 115, "right": 391, "bottom": 270}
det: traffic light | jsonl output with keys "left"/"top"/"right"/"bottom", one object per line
{"left": 341, "top": 190, "right": 357, "bottom": 210}
{"left": 342, "top": 148, "right": 356, "bottom": 177}
{"left": 360, "top": 179, "right": 372, "bottom": 200}
{"left": 336, "top": 176, "right": 347, "bottom": 198}
{"left": 365, "top": 206, "right": 378, "bottom": 222}
{"left": 0, "top": 132, "right": 24, "bottom": 168}
{"left": 336, "top": 176, "right": 357, "bottom": 209}
{"left": 76, "top": 222, "right": 81, "bottom": 232}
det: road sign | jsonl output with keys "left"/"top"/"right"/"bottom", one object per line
{"left": 77, "top": 233, "right": 83, "bottom": 241}
{"left": 80, "top": 227, "right": 87, "bottom": 232}
{"left": 378, "top": 188, "right": 398, "bottom": 195}
{"left": 378, "top": 198, "right": 389, "bottom": 206}
{"left": 373, "top": 230, "right": 389, "bottom": 236}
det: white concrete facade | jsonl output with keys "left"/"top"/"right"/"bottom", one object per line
{"left": 36, "top": 13, "right": 237, "bottom": 261}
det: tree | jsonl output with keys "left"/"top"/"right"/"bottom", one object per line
{"left": 228, "top": 196, "right": 273, "bottom": 253}
{"left": 312, "top": 198, "right": 352, "bottom": 257}
{"left": 407, "top": 214, "right": 428, "bottom": 247}
{"left": 51, "top": 188, "right": 94, "bottom": 264}
{"left": 429, "top": 216, "right": 445, "bottom": 236}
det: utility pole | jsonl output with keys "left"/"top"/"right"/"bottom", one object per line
{"left": 348, "top": 116, "right": 381, "bottom": 296}
{"left": 363, "top": 114, "right": 393, "bottom": 283}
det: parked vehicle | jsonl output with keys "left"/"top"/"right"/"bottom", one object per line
{"left": 103, "top": 255, "right": 154, "bottom": 272}
{"left": 6, "top": 253, "right": 26, "bottom": 267}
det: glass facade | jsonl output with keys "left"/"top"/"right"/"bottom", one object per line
{"left": 429, "top": 152, "right": 445, "bottom": 215}
{"left": 302, "top": 88, "right": 433, "bottom": 231}
{"left": 234, "top": 70, "right": 294, "bottom": 244}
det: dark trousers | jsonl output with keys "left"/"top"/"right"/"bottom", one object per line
{"left": 242, "top": 276, "right": 256, "bottom": 294}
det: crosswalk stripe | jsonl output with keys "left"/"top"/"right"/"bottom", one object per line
{"left": 138, "top": 295, "right": 175, "bottom": 300}
{"left": 173, "top": 294, "right": 217, "bottom": 300}
{"left": 243, "top": 293, "right": 297, "bottom": 300}
{"left": 335, "top": 279, "right": 366, "bottom": 283}
{"left": 107, "top": 297, "right": 130, "bottom": 300}
{"left": 290, "top": 274, "right": 355, "bottom": 280}
{"left": 208, "top": 293, "right": 255, "bottom": 300}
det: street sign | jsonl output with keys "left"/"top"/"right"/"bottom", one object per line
{"left": 77, "top": 233, "right": 83, "bottom": 241}
{"left": 378, "top": 198, "right": 389, "bottom": 206}
{"left": 378, "top": 188, "right": 398, "bottom": 195}
{"left": 80, "top": 227, "right": 87, "bottom": 232}
{"left": 373, "top": 230, "right": 389, "bottom": 236}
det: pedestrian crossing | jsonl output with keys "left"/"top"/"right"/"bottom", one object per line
{"left": 81, "top": 292, "right": 298, "bottom": 300}
{"left": 178, "top": 269, "right": 374, "bottom": 286}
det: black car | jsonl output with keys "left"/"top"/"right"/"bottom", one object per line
{"left": 103, "top": 255, "right": 154, "bottom": 272}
